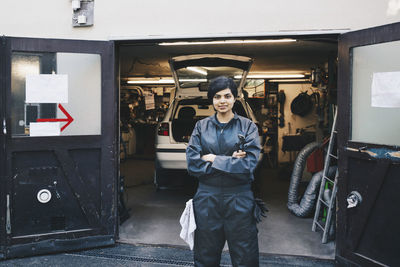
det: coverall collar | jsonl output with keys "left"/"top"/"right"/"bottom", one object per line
{"left": 211, "top": 112, "right": 239, "bottom": 127}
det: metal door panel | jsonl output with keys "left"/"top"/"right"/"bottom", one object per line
{"left": 337, "top": 22, "right": 400, "bottom": 266}
{"left": 343, "top": 153, "right": 400, "bottom": 261}
{"left": 355, "top": 161, "right": 400, "bottom": 266}
{"left": 11, "top": 149, "right": 100, "bottom": 237}
{"left": 2, "top": 37, "right": 117, "bottom": 258}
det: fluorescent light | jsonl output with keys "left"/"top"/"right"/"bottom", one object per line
{"left": 127, "top": 78, "right": 207, "bottom": 84}
{"left": 180, "top": 79, "right": 207, "bottom": 82}
{"left": 127, "top": 79, "right": 175, "bottom": 84}
{"left": 235, "top": 74, "right": 305, "bottom": 79}
{"left": 268, "top": 79, "right": 310, "bottom": 82}
{"left": 187, "top": 67, "right": 207, "bottom": 75}
{"left": 159, "top": 39, "right": 296, "bottom": 46}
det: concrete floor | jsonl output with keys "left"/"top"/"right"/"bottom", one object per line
{"left": 119, "top": 159, "right": 335, "bottom": 260}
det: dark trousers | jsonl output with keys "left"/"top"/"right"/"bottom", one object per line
{"left": 193, "top": 183, "right": 259, "bottom": 267}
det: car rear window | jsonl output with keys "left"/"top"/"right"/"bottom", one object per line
{"left": 173, "top": 99, "right": 248, "bottom": 119}
{"left": 171, "top": 99, "right": 249, "bottom": 142}
{"left": 173, "top": 105, "right": 213, "bottom": 120}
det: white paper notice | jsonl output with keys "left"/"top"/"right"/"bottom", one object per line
{"left": 30, "top": 122, "right": 61, "bottom": 136}
{"left": 152, "top": 87, "right": 164, "bottom": 96}
{"left": 26, "top": 74, "right": 68, "bottom": 103}
{"left": 144, "top": 93, "right": 155, "bottom": 110}
{"left": 371, "top": 72, "right": 400, "bottom": 108}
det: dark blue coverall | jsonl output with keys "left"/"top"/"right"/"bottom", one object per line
{"left": 186, "top": 113, "right": 261, "bottom": 267}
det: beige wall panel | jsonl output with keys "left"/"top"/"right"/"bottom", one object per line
{"left": 277, "top": 83, "right": 320, "bottom": 163}
{"left": 1, "top": 0, "right": 400, "bottom": 40}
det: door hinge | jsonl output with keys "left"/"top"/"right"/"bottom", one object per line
{"left": 6, "top": 194, "right": 11, "bottom": 234}
{"left": 2, "top": 119, "right": 6, "bottom": 135}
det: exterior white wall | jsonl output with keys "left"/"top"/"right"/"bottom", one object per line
{"left": 1, "top": 1, "right": 400, "bottom": 40}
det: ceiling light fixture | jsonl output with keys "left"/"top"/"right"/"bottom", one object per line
{"left": 159, "top": 39, "right": 296, "bottom": 46}
{"left": 127, "top": 79, "right": 175, "bottom": 84}
{"left": 235, "top": 74, "right": 305, "bottom": 79}
{"left": 268, "top": 79, "right": 310, "bottom": 82}
{"left": 127, "top": 78, "right": 207, "bottom": 84}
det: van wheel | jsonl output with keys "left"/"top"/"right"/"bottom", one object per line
{"left": 155, "top": 183, "right": 160, "bottom": 191}
{"left": 154, "top": 168, "right": 166, "bottom": 191}
{"left": 154, "top": 169, "right": 160, "bottom": 191}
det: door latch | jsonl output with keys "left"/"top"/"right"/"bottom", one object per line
{"left": 6, "top": 194, "right": 11, "bottom": 234}
{"left": 347, "top": 191, "right": 362, "bottom": 209}
{"left": 2, "top": 119, "right": 6, "bottom": 134}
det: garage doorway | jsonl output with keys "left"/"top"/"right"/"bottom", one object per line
{"left": 116, "top": 35, "right": 338, "bottom": 260}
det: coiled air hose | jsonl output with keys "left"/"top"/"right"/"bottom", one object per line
{"left": 287, "top": 141, "right": 337, "bottom": 217}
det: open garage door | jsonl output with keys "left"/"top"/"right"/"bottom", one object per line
{"left": 0, "top": 37, "right": 117, "bottom": 258}
{"left": 337, "top": 22, "right": 400, "bottom": 266}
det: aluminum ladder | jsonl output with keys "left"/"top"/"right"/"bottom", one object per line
{"left": 312, "top": 107, "right": 338, "bottom": 243}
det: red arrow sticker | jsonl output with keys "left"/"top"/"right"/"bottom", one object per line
{"left": 37, "top": 104, "right": 74, "bottom": 132}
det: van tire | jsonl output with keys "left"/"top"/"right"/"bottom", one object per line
{"left": 154, "top": 167, "right": 167, "bottom": 191}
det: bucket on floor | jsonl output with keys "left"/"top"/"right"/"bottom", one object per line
{"left": 122, "top": 127, "right": 136, "bottom": 156}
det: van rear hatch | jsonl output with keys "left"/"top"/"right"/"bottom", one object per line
{"left": 169, "top": 54, "right": 253, "bottom": 97}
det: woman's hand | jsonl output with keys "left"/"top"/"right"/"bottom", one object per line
{"left": 232, "top": 150, "right": 246, "bottom": 158}
{"left": 201, "top": 154, "right": 216, "bottom": 162}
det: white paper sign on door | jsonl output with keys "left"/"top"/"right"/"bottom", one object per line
{"left": 26, "top": 74, "right": 68, "bottom": 103}
{"left": 30, "top": 122, "right": 61, "bottom": 136}
{"left": 371, "top": 71, "right": 400, "bottom": 108}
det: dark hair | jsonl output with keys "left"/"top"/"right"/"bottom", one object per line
{"left": 207, "top": 76, "right": 238, "bottom": 100}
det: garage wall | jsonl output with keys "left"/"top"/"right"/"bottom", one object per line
{"left": 1, "top": 1, "right": 400, "bottom": 40}
{"left": 277, "top": 83, "right": 322, "bottom": 163}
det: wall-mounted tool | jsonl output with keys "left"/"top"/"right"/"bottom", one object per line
{"left": 291, "top": 92, "right": 313, "bottom": 117}
{"left": 235, "top": 134, "right": 246, "bottom": 152}
{"left": 277, "top": 90, "right": 286, "bottom": 127}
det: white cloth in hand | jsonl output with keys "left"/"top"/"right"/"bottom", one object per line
{"left": 179, "top": 199, "right": 196, "bottom": 250}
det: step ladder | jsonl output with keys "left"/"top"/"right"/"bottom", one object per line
{"left": 312, "top": 107, "right": 338, "bottom": 243}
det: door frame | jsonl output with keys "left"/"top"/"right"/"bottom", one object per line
{"left": 114, "top": 34, "right": 340, "bottom": 252}
{"left": 2, "top": 36, "right": 118, "bottom": 258}
{"left": 0, "top": 36, "right": 7, "bottom": 260}
{"left": 336, "top": 22, "right": 400, "bottom": 265}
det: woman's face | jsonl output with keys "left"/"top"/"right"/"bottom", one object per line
{"left": 213, "top": 88, "right": 235, "bottom": 114}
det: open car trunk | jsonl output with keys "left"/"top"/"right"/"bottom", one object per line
{"left": 169, "top": 54, "right": 253, "bottom": 99}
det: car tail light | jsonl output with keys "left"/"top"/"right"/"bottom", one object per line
{"left": 158, "top": 122, "right": 169, "bottom": 136}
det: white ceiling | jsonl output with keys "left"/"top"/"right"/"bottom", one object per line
{"left": 119, "top": 36, "right": 338, "bottom": 81}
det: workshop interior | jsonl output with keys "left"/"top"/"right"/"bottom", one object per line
{"left": 116, "top": 35, "right": 339, "bottom": 259}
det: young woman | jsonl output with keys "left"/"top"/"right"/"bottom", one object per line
{"left": 186, "top": 76, "right": 261, "bottom": 267}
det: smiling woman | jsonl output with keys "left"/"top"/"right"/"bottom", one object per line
{"left": 212, "top": 88, "right": 235, "bottom": 115}
{"left": 186, "top": 76, "right": 262, "bottom": 267}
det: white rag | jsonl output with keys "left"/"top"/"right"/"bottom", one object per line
{"left": 179, "top": 199, "right": 196, "bottom": 250}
